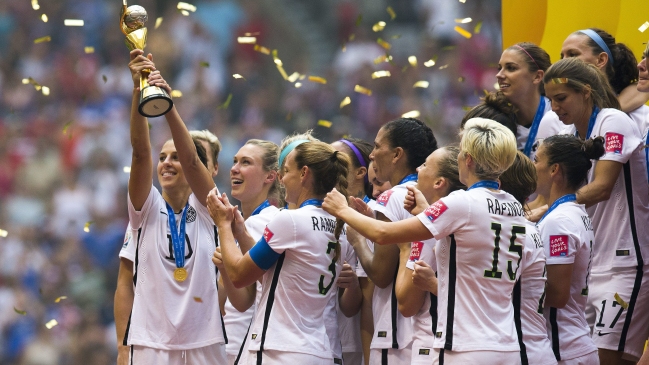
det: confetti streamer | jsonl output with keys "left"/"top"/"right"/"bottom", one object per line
{"left": 0, "top": 229, "right": 7, "bottom": 237}
{"left": 376, "top": 38, "right": 391, "bottom": 50}
{"left": 232, "top": 74, "right": 245, "bottom": 80}
{"left": 84, "top": 221, "right": 93, "bottom": 233}
{"left": 14, "top": 307, "right": 26, "bottom": 316}
{"left": 340, "top": 96, "right": 351, "bottom": 108}
{"left": 41, "top": 86, "right": 50, "bottom": 96}
{"left": 455, "top": 17, "right": 472, "bottom": 23}
{"left": 442, "top": 46, "right": 457, "bottom": 51}
{"left": 218, "top": 93, "right": 232, "bottom": 109}
{"left": 84, "top": 47, "right": 94, "bottom": 54}
{"left": 424, "top": 57, "right": 437, "bottom": 67}
{"left": 41, "top": 14, "right": 48, "bottom": 22}
{"left": 371, "top": 71, "right": 391, "bottom": 79}
{"left": 413, "top": 81, "right": 429, "bottom": 88}
{"left": 402, "top": 110, "right": 420, "bottom": 118}
{"left": 308, "top": 76, "right": 327, "bottom": 84}
{"left": 200, "top": 61, "right": 209, "bottom": 68}
{"left": 373, "top": 55, "right": 388, "bottom": 64}
{"left": 408, "top": 56, "right": 417, "bottom": 67}
{"left": 387, "top": 6, "right": 396, "bottom": 20}
{"left": 287, "top": 72, "right": 300, "bottom": 83}
{"left": 179, "top": 10, "right": 189, "bottom": 16}
{"left": 458, "top": 76, "right": 465, "bottom": 82}
{"left": 474, "top": 21, "right": 483, "bottom": 34}
{"left": 123, "top": 166, "right": 132, "bottom": 173}
{"left": 34, "top": 36, "right": 51, "bottom": 44}
{"left": 54, "top": 296, "right": 67, "bottom": 303}
{"left": 193, "top": 297, "right": 203, "bottom": 303}
{"left": 64, "top": 19, "right": 84, "bottom": 26}
{"left": 31, "top": 0, "right": 40, "bottom": 10}
{"left": 614, "top": 293, "right": 629, "bottom": 309}
{"left": 433, "top": 99, "right": 439, "bottom": 106}
{"left": 454, "top": 26, "right": 472, "bottom": 39}
{"left": 354, "top": 85, "right": 372, "bottom": 96}
{"left": 45, "top": 319, "right": 58, "bottom": 329}
{"left": 155, "top": 17, "right": 163, "bottom": 29}
{"left": 391, "top": 35, "right": 402, "bottom": 39}
{"left": 171, "top": 90, "right": 182, "bottom": 97}
{"left": 102, "top": 75, "right": 107, "bottom": 83}
{"left": 355, "top": 14, "right": 362, "bottom": 27}
{"left": 372, "top": 21, "right": 386, "bottom": 32}
{"left": 237, "top": 36, "right": 256, "bottom": 44}
{"left": 439, "top": 64, "right": 449, "bottom": 70}
{"left": 459, "top": 0, "right": 466, "bottom": 3}
{"left": 294, "top": 82, "right": 302, "bottom": 88}
{"left": 177, "top": 2, "right": 197, "bottom": 13}
{"left": 639, "top": 21, "right": 649, "bottom": 33}
{"left": 62, "top": 121, "right": 73, "bottom": 135}
{"left": 318, "top": 120, "right": 332, "bottom": 128}
{"left": 253, "top": 44, "right": 270, "bottom": 55}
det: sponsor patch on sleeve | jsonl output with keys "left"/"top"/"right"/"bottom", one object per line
{"left": 424, "top": 201, "right": 448, "bottom": 222}
{"left": 549, "top": 235, "right": 569, "bottom": 257}
{"left": 122, "top": 230, "right": 132, "bottom": 248}
{"left": 376, "top": 190, "right": 393, "bottom": 207}
{"left": 605, "top": 132, "right": 624, "bottom": 154}
{"left": 408, "top": 242, "right": 424, "bottom": 263}
{"left": 263, "top": 227, "right": 274, "bottom": 242}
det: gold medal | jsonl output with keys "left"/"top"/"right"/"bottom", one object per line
{"left": 174, "top": 268, "right": 188, "bottom": 282}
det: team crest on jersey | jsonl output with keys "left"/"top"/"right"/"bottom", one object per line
{"left": 604, "top": 132, "right": 623, "bottom": 154}
{"left": 123, "top": 230, "right": 132, "bottom": 248}
{"left": 376, "top": 190, "right": 393, "bottom": 206}
{"left": 424, "top": 201, "right": 448, "bottom": 222}
{"left": 409, "top": 242, "right": 424, "bottom": 263}
{"left": 263, "top": 227, "right": 274, "bottom": 242}
{"left": 185, "top": 206, "right": 197, "bottom": 223}
{"left": 549, "top": 235, "right": 568, "bottom": 257}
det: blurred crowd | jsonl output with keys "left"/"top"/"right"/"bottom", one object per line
{"left": 0, "top": 0, "right": 503, "bottom": 363}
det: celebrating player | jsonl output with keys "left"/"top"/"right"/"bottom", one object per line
{"left": 544, "top": 57, "right": 649, "bottom": 364}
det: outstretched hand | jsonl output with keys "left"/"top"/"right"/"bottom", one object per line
{"left": 206, "top": 189, "right": 236, "bottom": 227}
{"left": 348, "top": 196, "right": 374, "bottom": 218}
{"left": 405, "top": 185, "right": 429, "bottom": 216}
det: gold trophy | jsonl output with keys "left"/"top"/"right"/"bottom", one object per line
{"left": 121, "top": 1, "right": 173, "bottom": 117}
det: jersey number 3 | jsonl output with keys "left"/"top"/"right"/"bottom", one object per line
{"left": 319, "top": 241, "right": 338, "bottom": 295}
{"left": 484, "top": 223, "right": 525, "bottom": 280}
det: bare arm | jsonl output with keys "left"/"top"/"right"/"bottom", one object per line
{"left": 394, "top": 243, "right": 427, "bottom": 317}
{"left": 214, "top": 247, "right": 256, "bottom": 312}
{"left": 337, "top": 262, "right": 362, "bottom": 317}
{"left": 618, "top": 83, "right": 649, "bottom": 113}
{"left": 545, "top": 264, "right": 573, "bottom": 308}
{"left": 346, "top": 220, "right": 399, "bottom": 289}
{"left": 576, "top": 160, "right": 622, "bottom": 208}
{"left": 114, "top": 258, "right": 134, "bottom": 365}
{"left": 127, "top": 50, "right": 155, "bottom": 211}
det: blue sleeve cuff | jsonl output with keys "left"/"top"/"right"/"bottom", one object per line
{"left": 248, "top": 236, "right": 281, "bottom": 270}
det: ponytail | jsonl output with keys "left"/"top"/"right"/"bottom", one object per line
{"left": 541, "top": 134, "right": 605, "bottom": 190}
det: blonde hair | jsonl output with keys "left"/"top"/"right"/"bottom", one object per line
{"left": 189, "top": 130, "right": 222, "bottom": 166}
{"left": 460, "top": 118, "right": 517, "bottom": 180}
{"left": 279, "top": 130, "right": 319, "bottom": 168}
{"left": 244, "top": 139, "right": 280, "bottom": 204}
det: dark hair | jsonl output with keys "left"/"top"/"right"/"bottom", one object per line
{"left": 544, "top": 58, "right": 621, "bottom": 110}
{"left": 499, "top": 151, "right": 537, "bottom": 206}
{"left": 381, "top": 118, "right": 438, "bottom": 171}
{"left": 541, "top": 134, "right": 605, "bottom": 190}
{"left": 575, "top": 28, "right": 639, "bottom": 94}
{"left": 461, "top": 91, "right": 518, "bottom": 137}
{"left": 339, "top": 137, "right": 373, "bottom": 198}
{"left": 507, "top": 42, "right": 552, "bottom": 94}
{"left": 193, "top": 138, "right": 208, "bottom": 168}
{"left": 437, "top": 145, "right": 465, "bottom": 193}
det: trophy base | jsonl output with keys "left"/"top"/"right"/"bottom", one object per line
{"left": 139, "top": 85, "right": 173, "bottom": 118}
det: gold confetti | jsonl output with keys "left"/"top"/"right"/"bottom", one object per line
{"left": 454, "top": 26, "right": 472, "bottom": 39}
{"left": 155, "top": 17, "right": 163, "bottom": 29}
{"left": 408, "top": 56, "right": 417, "bottom": 67}
{"left": 455, "top": 17, "right": 472, "bottom": 23}
{"left": 41, "top": 86, "right": 50, "bottom": 96}
{"left": 272, "top": 49, "right": 282, "bottom": 65}
{"left": 433, "top": 99, "right": 439, "bottom": 106}
{"left": 391, "top": 35, "right": 402, "bottom": 39}
{"left": 371, "top": 71, "right": 391, "bottom": 79}
{"left": 340, "top": 96, "right": 351, "bottom": 108}
{"left": 171, "top": 90, "right": 182, "bottom": 97}
{"left": 177, "top": 2, "right": 197, "bottom": 13}
{"left": 45, "top": 319, "right": 58, "bottom": 329}
{"left": 83, "top": 221, "right": 93, "bottom": 233}
{"left": 287, "top": 72, "right": 300, "bottom": 83}
{"left": 354, "top": 85, "right": 372, "bottom": 96}
{"left": 639, "top": 21, "right": 649, "bottom": 33}
{"left": 64, "top": 19, "right": 84, "bottom": 26}
{"left": 218, "top": 93, "right": 232, "bottom": 109}
{"left": 349, "top": 34, "right": 356, "bottom": 41}
{"left": 318, "top": 120, "right": 332, "bottom": 128}
{"left": 41, "top": 14, "right": 48, "bottom": 22}
{"left": 253, "top": 44, "right": 270, "bottom": 55}
{"left": 373, "top": 55, "right": 388, "bottom": 64}
{"left": 462, "top": 106, "right": 472, "bottom": 111}
{"left": 276, "top": 64, "right": 288, "bottom": 80}
{"left": 0, "top": 229, "right": 7, "bottom": 238}
{"left": 200, "top": 61, "right": 209, "bottom": 68}
{"left": 62, "top": 121, "right": 73, "bottom": 135}
{"left": 614, "top": 293, "right": 629, "bottom": 309}
{"left": 123, "top": 166, "right": 132, "bottom": 173}
{"left": 84, "top": 47, "right": 94, "bottom": 54}
{"left": 244, "top": 32, "right": 260, "bottom": 36}
{"left": 179, "top": 10, "right": 189, "bottom": 16}
{"left": 402, "top": 110, "right": 420, "bottom": 118}
{"left": 237, "top": 36, "right": 257, "bottom": 44}
{"left": 232, "top": 74, "right": 245, "bottom": 80}
{"left": 294, "top": 82, "right": 302, "bottom": 88}
{"left": 439, "top": 64, "right": 449, "bottom": 70}
{"left": 459, "top": 0, "right": 466, "bottom": 3}
{"left": 193, "top": 297, "right": 203, "bottom": 303}
{"left": 458, "top": 76, "right": 465, "bottom": 82}
{"left": 376, "top": 38, "right": 391, "bottom": 50}
{"left": 413, "top": 81, "right": 429, "bottom": 88}
{"left": 54, "top": 296, "right": 67, "bottom": 303}
{"left": 372, "top": 21, "right": 386, "bottom": 32}
{"left": 355, "top": 14, "right": 362, "bottom": 27}
{"left": 474, "top": 21, "right": 483, "bottom": 34}
{"left": 424, "top": 57, "right": 437, "bottom": 67}
{"left": 102, "top": 75, "right": 107, "bottom": 83}
{"left": 387, "top": 6, "right": 396, "bottom": 20}
{"left": 308, "top": 76, "right": 327, "bottom": 84}
{"left": 442, "top": 45, "right": 457, "bottom": 51}
{"left": 14, "top": 307, "right": 26, "bottom": 316}
{"left": 34, "top": 36, "right": 51, "bottom": 44}
{"left": 31, "top": 0, "right": 40, "bottom": 10}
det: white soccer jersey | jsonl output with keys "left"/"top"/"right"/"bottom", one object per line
{"left": 223, "top": 205, "right": 278, "bottom": 358}
{"left": 405, "top": 240, "right": 438, "bottom": 365}
{"left": 561, "top": 108, "right": 649, "bottom": 270}
{"left": 517, "top": 98, "right": 563, "bottom": 158}
{"left": 245, "top": 205, "right": 344, "bottom": 360}
{"left": 335, "top": 238, "right": 362, "bottom": 355}
{"left": 516, "top": 223, "right": 556, "bottom": 365}
{"left": 371, "top": 181, "right": 416, "bottom": 352}
{"left": 119, "top": 223, "right": 137, "bottom": 262}
{"left": 538, "top": 201, "right": 597, "bottom": 361}
{"left": 124, "top": 187, "right": 225, "bottom": 350}
{"left": 416, "top": 187, "right": 525, "bottom": 352}
{"left": 627, "top": 105, "right": 649, "bottom": 140}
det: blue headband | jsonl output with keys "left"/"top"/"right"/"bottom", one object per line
{"left": 579, "top": 29, "right": 614, "bottom": 67}
{"left": 279, "top": 140, "right": 309, "bottom": 167}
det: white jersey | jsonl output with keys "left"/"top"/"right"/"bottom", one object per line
{"left": 371, "top": 181, "right": 416, "bottom": 351}
{"left": 245, "top": 205, "right": 344, "bottom": 360}
{"left": 335, "top": 239, "right": 362, "bottom": 355}
{"left": 405, "top": 240, "right": 438, "bottom": 365}
{"left": 538, "top": 201, "right": 597, "bottom": 361}
{"left": 416, "top": 187, "right": 525, "bottom": 352}
{"left": 561, "top": 108, "right": 649, "bottom": 270}
{"left": 223, "top": 205, "right": 278, "bottom": 358}
{"left": 516, "top": 223, "right": 556, "bottom": 365}
{"left": 627, "top": 105, "right": 649, "bottom": 140}
{"left": 122, "top": 187, "right": 225, "bottom": 350}
{"left": 517, "top": 98, "right": 563, "bottom": 160}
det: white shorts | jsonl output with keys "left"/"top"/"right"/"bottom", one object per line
{"left": 432, "top": 349, "right": 519, "bottom": 365}
{"left": 245, "top": 350, "right": 336, "bottom": 365}
{"left": 557, "top": 350, "right": 599, "bottom": 365}
{"left": 586, "top": 267, "right": 649, "bottom": 362}
{"left": 129, "top": 343, "right": 226, "bottom": 365}
{"left": 369, "top": 345, "right": 412, "bottom": 365}
{"left": 343, "top": 351, "right": 363, "bottom": 365}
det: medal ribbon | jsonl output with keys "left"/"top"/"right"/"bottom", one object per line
{"left": 166, "top": 202, "right": 189, "bottom": 269}
{"left": 399, "top": 173, "right": 418, "bottom": 185}
{"left": 467, "top": 180, "right": 500, "bottom": 191}
{"left": 362, "top": 195, "right": 371, "bottom": 203}
{"left": 251, "top": 200, "right": 271, "bottom": 216}
{"left": 575, "top": 106, "right": 600, "bottom": 140}
{"left": 523, "top": 97, "right": 546, "bottom": 157}
{"left": 300, "top": 199, "right": 324, "bottom": 208}
{"left": 538, "top": 194, "right": 577, "bottom": 224}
